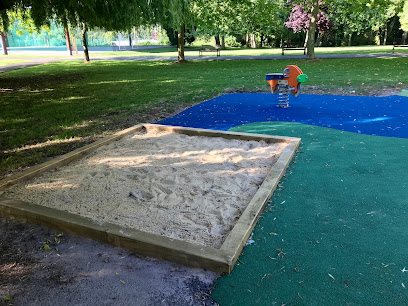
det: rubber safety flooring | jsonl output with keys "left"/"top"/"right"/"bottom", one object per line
{"left": 160, "top": 93, "right": 408, "bottom": 305}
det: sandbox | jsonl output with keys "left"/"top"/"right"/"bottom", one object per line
{"left": 0, "top": 124, "right": 300, "bottom": 273}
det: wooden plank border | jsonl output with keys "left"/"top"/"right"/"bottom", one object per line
{"left": 0, "top": 123, "right": 300, "bottom": 274}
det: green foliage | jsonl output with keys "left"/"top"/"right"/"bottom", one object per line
{"left": 0, "top": 0, "right": 192, "bottom": 35}
{"left": 136, "top": 40, "right": 153, "bottom": 46}
{"left": 400, "top": 0, "right": 408, "bottom": 31}
{"left": 162, "top": 25, "right": 195, "bottom": 46}
{"left": 163, "top": 26, "right": 178, "bottom": 45}
{"left": 192, "top": 0, "right": 286, "bottom": 47}
{"left": 225, "top": 35, "right": 241, "bottom": 47}
{"left": 40, "top": 232, "right": 63, "bottom": 251}
{"left": 2, "top": 0, "right": 407, "bottom": 49}
{"left": 328, "top": 0, "right": 405, "bottom": 45}
{"left": 158, "top": 27, "right": 171, "bottom": 45}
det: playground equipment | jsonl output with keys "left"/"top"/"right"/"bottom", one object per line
{"left": 266, "top": 65, "right": 308, "bottom": 108}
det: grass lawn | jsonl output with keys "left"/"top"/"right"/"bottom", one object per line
{"left": 0, "top": 59, "right": 28, "bottom": 66}
{"left": 1, "top": 57, "right": 407, "bottom": 177}
{"left": 1, "top": 45, "right": 407, "bottom": 60}
{"left": 89, "top": 45, "right": 407, "bottom": 58}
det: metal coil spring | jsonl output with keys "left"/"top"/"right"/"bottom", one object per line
{"left": 278, "top": 85, "right": 290, "bottom": 108}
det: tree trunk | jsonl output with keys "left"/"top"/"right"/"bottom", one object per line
{"left": 250, "top": 33, "right": 256, "bottom": 48}
{"left": 245, "top": 34, "right": 249, "bottom": 47}
{"left": 306, "top": 0, "right": 318, "bottom": 59}
{"left": 304, "top": 30, "right": 309, "bottom": 47}
{"left": 221, "top": 36, "right": 225, "bottom": 50}
{"left": 348, "top": 34, "right": 352, "bottom": 46}
{"left": 378, "top": 27, "right": 384, "bottom": 45}
{"left": 260, "top": 34, "right": 264, "bottom": 48}
{"left": 403, "top": 31, "right": 408, "bottom": 45}
{"left": 128, "top": 31, "right": 132, "bottom": 48}
{"left": 214, "top": 35, "right": 220, "bottom": 48}
{"left": 368, "top": 29, "right": 375, "bottom": 44}
{"left": 315, "top": 32, "right": 321, "bottom": 47}
{"left": 177, "top": 24, "right": 186, "bottom": 63}
{"left": 82, "top": 23, "right": 90, "bottom": 63}
{"left": 383, "top": 22, "right": 388, "bottom": 45}
{"left": 385, "top": 18, "right": 396, "bottom": 46}
{"left": 1, "top": 32, "right": 7, "bottom": 55}
{"left": 64, "top": 27, "right": 72, "bottom": 56}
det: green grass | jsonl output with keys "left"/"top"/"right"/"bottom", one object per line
{"left": 2, "top": 45, "right": 406, "bottom": 60}
{"left": 0, "top": 57, "right": 407, "bottom": 176}
{"left": 90, "top": 45, "right": 407, "bottom": 58}
{"left": 0, "top": 59, "right": 28, "bottom": 66}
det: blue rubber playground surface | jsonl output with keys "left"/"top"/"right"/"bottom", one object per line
{"left": 160, "top": 92, "right": 408, "bottom": 138}
{"left": 160, "top": 92, "right": 408, "bottom": 305}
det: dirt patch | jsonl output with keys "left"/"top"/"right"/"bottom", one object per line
{"left": 0, "top": 217, "right": 217, "bottom": 306}
{"left": 222, "top": 84, "right": 406, "bottom": 97}
{"left": 303, "top": 84, "right": 404, "bottom": 97}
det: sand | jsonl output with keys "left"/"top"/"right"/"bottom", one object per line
{"left": 4, "top": 129, "right": 287, "bottom": 248}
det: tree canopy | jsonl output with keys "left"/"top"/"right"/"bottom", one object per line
{"left": 399, "top": 0, "right": 408, "bottom": 31}
{"left": 2, "top": 0, "right": 408, "bottom": 60}
{"left": 1, "top": 0, "right": 191, "bottom": 32}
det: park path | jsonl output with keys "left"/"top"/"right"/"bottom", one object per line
{"left": 90, "top": 52, "right": 408, "bottom": 61}
{"left": 0, "top": 57, "right": 62, "bottom": 73}
{"left": 1, "top": 52, "right": 408, "bottom": 73}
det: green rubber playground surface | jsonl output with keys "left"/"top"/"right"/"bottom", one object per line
{"left": 212, "top": 121, "right": 408, "bottom": 305}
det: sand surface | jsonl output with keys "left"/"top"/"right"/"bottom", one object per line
{"left": 4, "top": 130, "right": 287, "bottom": 248}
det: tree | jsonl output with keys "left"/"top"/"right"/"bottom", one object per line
{"left": 1, "top": 9, "right": 52, "bottom": 54}
{"left": 329, "top": 0, "right": 370, "bottom": 46}
{"left": 31, "top": 0, "right": 156, "bottom": 62}
{"left": 0, "top": 0, "right": 186, "bottom": 61}
{"left": 364, "top": 0, "right": 404, "bottom": 45}
{"left": 152, "top": 0, "right": 191, "bottom": 62}
{"left": 306, "top": 0, "right": 319, "bottom": 59}
{"left": 241, "top": 0, "right": 286, "bottom": 48}
{"left": 0, "top": 32, "right": 7, "bottom": 54}
{"left": 285, "top": 4, "right": 310, "bottom": 34}
{"left": 193, "top": 0, "right": 285, "bottom": 49}
{"left": 285, "top": 0, "right": 332, "bottom": 59}
{"left": 328, "top": 0, "right": 404, "bottom": 46}
{"left": 193, "top": 0, "right": 244, "bottom": 48}
{"left": 399, "top": 0, "right": 408, "bottom": 43}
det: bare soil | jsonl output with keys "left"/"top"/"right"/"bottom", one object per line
{"left": 0, "top": 217, "right": 217, "bottom": 306}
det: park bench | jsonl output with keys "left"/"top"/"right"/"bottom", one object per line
{"left": 199, "top": 45, "right": 221, "bottom": 56}
{"left": 281, "top": 42, "right": 306, "bottom": 56}
{"left": 392, "top": 37, "right": 408, "bottom": 53}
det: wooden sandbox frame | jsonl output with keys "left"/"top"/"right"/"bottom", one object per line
{"left": 0, "top": 124, "right": 300, "bottom": 274}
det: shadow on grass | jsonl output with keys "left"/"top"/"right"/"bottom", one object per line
{"left": 0, "top": 58, "right": 407, "bottom": 176}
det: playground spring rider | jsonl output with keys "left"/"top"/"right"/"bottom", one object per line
{"left": 266, "top": 65, "right": 308, "bottom": 108}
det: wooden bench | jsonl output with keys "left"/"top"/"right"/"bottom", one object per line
{"left": 282, "top": 44, "right": 306, "bottom": 56}
{"left": 199, "top": 45, "right": 220, "bottom": 56}
{"left": 393, "top": 38, "right": 408, "bottom": 53}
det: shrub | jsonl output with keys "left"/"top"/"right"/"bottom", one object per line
{"left": 225, "top": 35, "right": 241, "bottom": 47}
